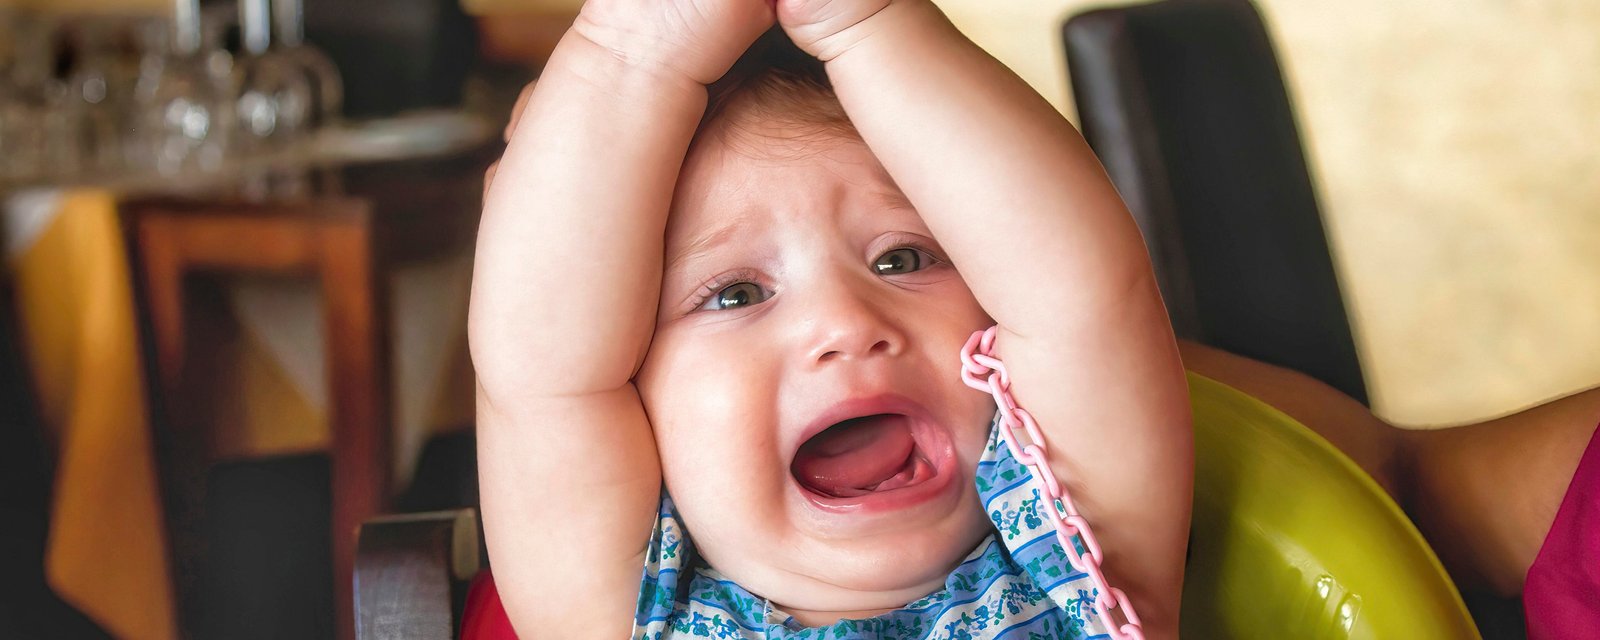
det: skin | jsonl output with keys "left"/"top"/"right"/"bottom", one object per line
{"left": 636, "top": 121, "right": 998, "bottom": 623}
{"left": 785, "top": 1, "right": 1193, "bottom": 631}
{"left": 470, "top": 1, "right": 773, "bottom": 634}
{"left": 471, "top": 0, "right": 1192, "bottom": 635}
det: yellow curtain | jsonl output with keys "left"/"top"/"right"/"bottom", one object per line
{"left": 13, "top": 189, "right": 175, "bottom": 640}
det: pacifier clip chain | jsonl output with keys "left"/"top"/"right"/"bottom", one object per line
{"left": 960, "top": 326, "right": 1145, "bottom": 640}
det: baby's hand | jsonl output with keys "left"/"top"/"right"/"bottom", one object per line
{"left": 776, "top": 0, "right": 894, "bottom": 61}
{"left": 572, "top": 0, "right": 775, "bottom": 86}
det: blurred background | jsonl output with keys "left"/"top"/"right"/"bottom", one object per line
{"left": 1, "top": 0, "right": 1595, "bottom": 638}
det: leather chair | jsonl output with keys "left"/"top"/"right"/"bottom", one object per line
{"left": 1063, "top": 0, "right": 1368, "bottom": 405}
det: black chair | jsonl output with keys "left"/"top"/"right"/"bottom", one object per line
{"left": 1063, "top": 0, "right": 1368, "bottom": 405}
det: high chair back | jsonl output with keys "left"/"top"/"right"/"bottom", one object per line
{"left": 1063, "top": 0, "right": 1368, "bottom": 406}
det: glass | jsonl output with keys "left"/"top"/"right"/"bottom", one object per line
{"left": 232, "top": 0, "right": 313, "bottom": 156}
{"left": 0, "top": 11, "right": 57, "bottom": 181}
{"left": 66, "top": 19, "right": 137, "bottom": 176}
{"left": 137, "top": 0, "right": 232, "bottom": 176}
{"left": 0, "top": 8, "right": 29, "bottom": 181}
{"left": 272, "top": 0, "right": 342, "bottom": 129}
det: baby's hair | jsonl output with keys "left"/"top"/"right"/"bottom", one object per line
{"left": 700, "top": 28, "right": 860, "bottom": 149}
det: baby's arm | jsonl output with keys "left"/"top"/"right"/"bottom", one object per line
{"left": 780, "top": 1, "right": 1192, "bottom": 634}
{"left": 468, "top": 2, "right": 771, "bottom": 634}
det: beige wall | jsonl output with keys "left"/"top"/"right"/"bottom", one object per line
{"left": 937, "top": 0, "right": 1600, "bottom": 428}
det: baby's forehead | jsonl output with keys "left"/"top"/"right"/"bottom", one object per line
{"left": 667, "top": 128, "right": 911, "bottom": 239}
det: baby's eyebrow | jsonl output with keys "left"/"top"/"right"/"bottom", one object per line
{"left": 665, "top": 218, "right": 746, "bottom": 273}
{"left": 869, "top": 186, "right": 916, "bottom": 214}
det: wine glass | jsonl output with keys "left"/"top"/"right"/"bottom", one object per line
{"left": 272, "top": 0, "right": 342, "bottom": 129}
{"left": 233, "top": 0, "right": 313, "bottom": 156}
{"left": 136, "top": 0, "right": 232, "bottom": 177}
{"left": 66, "top": 18, "right": 137, "bottom": 176}
{"left": 0, "top": 11, "right": 57, "bottom": 182}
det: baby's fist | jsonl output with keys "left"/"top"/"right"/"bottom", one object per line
{"left": 575, "top": 0, "right": 775, "bottom": 86}
{"left": 777, "top": 0, "right": 894, "bottom": 61}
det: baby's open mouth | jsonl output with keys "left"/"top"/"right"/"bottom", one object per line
{"left": 791, "top": 414, "right": 938, "bottom": 498}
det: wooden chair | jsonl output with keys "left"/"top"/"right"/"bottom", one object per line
{"left": 124, "top": 196, "right": 393, "bottom": 640}
{"left": 123, "top": 140, "right": 492, "bottom": 640}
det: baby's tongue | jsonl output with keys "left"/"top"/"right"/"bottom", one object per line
{"left": 792, "top": 414, "right": 915, "bottom": 497}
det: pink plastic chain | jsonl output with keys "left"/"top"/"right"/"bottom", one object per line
{"left": 960, "top": 326, "right": 1145, "bottom": 640}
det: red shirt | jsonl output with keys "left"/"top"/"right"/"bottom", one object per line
{"left": 1524, "top": 421, "right": 1600, "bottom": 639}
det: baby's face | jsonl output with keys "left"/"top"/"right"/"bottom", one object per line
{"left": 635, "top": 120, "right": 996, "bottom": 615}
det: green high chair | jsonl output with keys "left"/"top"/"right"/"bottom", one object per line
{"left": 1185, "top": 372, "right": 1479, "bottom": 638}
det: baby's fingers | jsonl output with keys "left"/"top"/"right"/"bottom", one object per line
{"left": 777, "top": 0, "right": 892, "bottom": 60}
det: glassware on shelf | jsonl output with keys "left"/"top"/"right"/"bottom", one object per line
{"left": 1, "top": 12, "right": 58, "bottom": 182}
{"left": 66, "top": 19, "right": 136, "bottom": 176}
{"left": 39, "top": 78, "right": 84, "bottom": 180}
{"left": 272, "top": 0, "right": 342, "bottom": 129}
{"left": 201, "top": 4, "right": 237, "bottom": 95}
{"left": 0, "top": 9, "right": 30, "bottom": 181}
{"left": 137, "top": 0, "right": 232, "bottom": 177}
{"left": 232, "top": 0, "right": 313, "bottom": 156}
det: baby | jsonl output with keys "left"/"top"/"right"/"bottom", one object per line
{"left": 470, "top": 0, "right": 1192, "bottom": 637}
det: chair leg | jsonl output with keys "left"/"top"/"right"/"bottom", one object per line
{"left": 318, "top": 213, "right": 393, "bottom": 640}
{"left": 132, "top": 213, "right": 208, "bottom": 638}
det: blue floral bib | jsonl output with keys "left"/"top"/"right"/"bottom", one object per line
{"left": 632, "top": 412, "right": 1115, "bottom": 639}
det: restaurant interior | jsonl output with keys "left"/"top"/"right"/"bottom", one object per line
{"left": 2, "top": 0, "right": 1596, "bottom": 638}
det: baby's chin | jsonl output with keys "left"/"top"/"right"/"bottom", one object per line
{"left": 693, "top": 504, "right": 992, "bottom": 617}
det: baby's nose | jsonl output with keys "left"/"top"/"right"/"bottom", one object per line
{"left": 804, "top": 287, "right": 906, "bottom": 365}
{"left": 814, "top": 337, "right": 895, "bottom": 364}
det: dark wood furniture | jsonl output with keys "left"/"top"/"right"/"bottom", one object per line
{"left": 124, "top": 140, "right": 493, "bottom": 640}
{"left": 125, "top": 197, "right": 391, "bottom": 640}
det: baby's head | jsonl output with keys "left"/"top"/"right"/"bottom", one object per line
{"left": 634, "top": 31, "right": 997, "bottom": 620}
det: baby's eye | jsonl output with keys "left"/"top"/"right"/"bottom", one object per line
{"left": 700, "top": 281, "right": 770, "bottom": 311}
{"left": 873, "top": 247, "right": 936, "bottom": 275}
